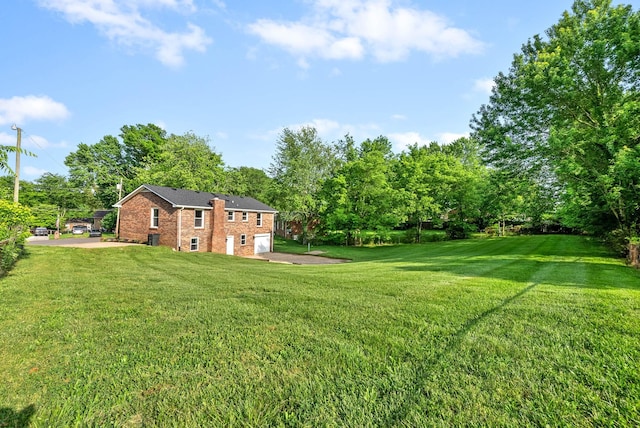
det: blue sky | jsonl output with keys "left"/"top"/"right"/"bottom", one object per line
{"left": 2, "top": 0, "right": 638, "bottom": 180}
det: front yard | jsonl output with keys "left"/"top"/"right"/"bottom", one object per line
{"left": 1, "top": 235, "right": 638, "bottom": 426}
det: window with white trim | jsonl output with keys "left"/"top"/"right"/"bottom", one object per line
{"left": 227, "top": 211, "right": 235, "bottom": 221}
{"left": 242, "top": 211, "right": 248, "bottom": 222}
{"left": 151, "top": 208, "right": 159, "bottom": 228}
{"left": 194, "top": 210, "right": 204, "bottom": 228}
{"left": 240, "top": 234, "right": 246, "bottom": 245}
{"left": 190, "top": 237, "right": 199, "bottom": 251}
{"left": 256, "top": 212, "right": 263, "bottom": 227}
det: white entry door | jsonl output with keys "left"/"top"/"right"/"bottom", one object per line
{"left": 254, "top": 233, "right": 271, "bottom": 254}
{"left": 226, "top": 235, "right": 234, "bottom": 255}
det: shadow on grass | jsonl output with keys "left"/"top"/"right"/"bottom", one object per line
{"left": 384, "top": 281, "right": 540, "bottom": 425}
{"left": 384, "top": 236, "right": 640, "bottom": 290}
{"left": 0, "top": 404, "right": 36, "bottom": 427}
{"left": 396, "top": 258, "right": 640, "bottom": 290}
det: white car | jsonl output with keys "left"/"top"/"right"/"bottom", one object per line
{"left": 72, "top": 225, "right": 87, "bottom": 235}
{"left": 34, "top": 227, "right": 48, "bottom": 236}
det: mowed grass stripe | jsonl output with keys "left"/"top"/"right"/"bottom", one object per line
{"left": 0, "top": 235, "right": 638, "bottom": 426}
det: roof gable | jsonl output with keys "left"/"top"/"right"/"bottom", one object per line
{"left": 115, "top": 184, "right": 277, "bottom": 213}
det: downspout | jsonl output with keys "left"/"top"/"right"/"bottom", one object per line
{"left": 271, "top": 212, "right": 275, "bottom": 252}
{"left": 178, "top": 207, "right": 183, "bottom": 251}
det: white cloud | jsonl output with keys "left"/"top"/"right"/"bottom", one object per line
{"left": 388, "top": 131, "right": 431, "bottom": 151}
{"left": 297, "top": 57, "right": 311, "bottom": 69}
{"left": 473, "top": 78, "right": 495, "bottom": 95}
{"left": 210, "top": 0, "right": 226, "bottom": 10}
{"left": 23, "top": 166, "right": 49, "bottom": 178}
{"left": 0, "top": 95, "right": 70, "bottom": 126}
{"left": 154, "top": 121, "right": 167, "bottom": 130}
{"left": 299, "top": 118, "right": 343, "bottom": 135}
{"left": 38, "top": 0, "right": 212, "bottom": 67}
{"left": 391, "top": 114, "right": 406, "bottom": 121}
{"left": 248, "top": 0, "right": 484, "bottom": 66}
{"left": 253, "top": 118, "right": 379, "bottom": 143}
{"left": 0, "top": 133, "right": 14, "bottom": 145}
{"left": 22, "top": 134, "right": 68, "bottom": 150}
{"left": 251, "top": 118, "right": 469, "bottom": 153}
{"left": 437, "top": 132, "right": 469, "bottom": 145}
{"left": 388, "top": 130, "right": 470, "bottom": 151}
{"left": 292, "top": 118, "right": 382, "bottom": 141}
{"left": 0, "top": 131, "right": 67, "bottom": 163}
{"left": 134, "top": 0, "right": 196, "bottom": 13}
{"left": 247, "top": 20, "right": 364, "bottom": 61}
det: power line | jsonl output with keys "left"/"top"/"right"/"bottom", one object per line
{"left": 22, "top": 129, "right": 69, "bottom": 173}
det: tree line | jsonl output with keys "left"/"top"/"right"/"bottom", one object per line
{"left": 3, "top": 0, "right": 639, "bottom": 253}
{"left": 5, "top": 123, "right": 554, "bottom": 245}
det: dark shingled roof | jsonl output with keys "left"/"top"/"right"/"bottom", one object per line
{"left": 130, "top": 184, "right": 277, "bottom": 212}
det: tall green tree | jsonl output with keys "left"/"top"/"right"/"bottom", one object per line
{"left": 428, "top": 139, "right": 485, "bottom": 238}
{"left": 394, "top": 144, "right": 439, "bottom": 242}
{"left": 65, "top": 136, "right": 127, "bottom": 209}
{"left": 320, "top": 136, "right": 407, "bottom": 244}
{"left": 33, "top": 173, "right": 85, "bottom": 209}
{"left": 268, "top": 126, "right": 337, "bottom": 243}
{"left": 65, "top": 124, "right": 169, "bottom": 209}
{"left": 120, "top": 124, "right": 166, "bottom": 169}
{"left": 472, "top": 0, "right": 640, "bottom": 239}
{"left": 134, "top": 132, "right": 226, "bottom": 192}
{"left": 224, "top": 166, "right": 272, "bottom": 201}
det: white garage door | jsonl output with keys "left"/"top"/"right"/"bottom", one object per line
{"left": 254, "top": 233, "right": 271, "bottom": 254}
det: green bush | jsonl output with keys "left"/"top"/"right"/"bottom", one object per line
{"left": 602, "top": 229, "right": 630, "bottom": 257}
{"left": 0, "top": 200, "right": 34, "bottom": 275}
{"left": 101, "top": 211, "right": 117, "bottom": 231}
{"left": 446, "top": 221, "right": 477, "bottom": 240}
{"left": 427, "top": 232, "right": 447, "bottom": 242}
{"left": 317, "top": 230, "right": 347, "bottom": 246}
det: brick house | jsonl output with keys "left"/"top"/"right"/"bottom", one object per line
{"left": 114, "top": 184, "right": 277, "bottom": 256}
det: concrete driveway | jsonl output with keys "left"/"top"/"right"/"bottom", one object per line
{"left": 26, "top": 237, "right": 347, "bottom": 263}
{"left": 251, "top": 252, "right": 350, "bottom": 265}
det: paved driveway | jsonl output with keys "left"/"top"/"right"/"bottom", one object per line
{"left": 26, "top": 237, "right": 347, "bottom": 263}
{"left": 252, "top": 252, "right": 349, "bottom": 265}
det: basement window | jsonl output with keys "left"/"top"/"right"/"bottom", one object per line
{"left": 190, "top": 237, "right": 199, "bottom": 251}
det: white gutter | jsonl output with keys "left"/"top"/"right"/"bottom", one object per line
{"left": 173, "top": 204, "right": 213, "bottom": 210}
{"left": 271, "top": 213, "right": 275, "bottom": 252}
{"left": 177, "top": 207, "right": 183, "bottom": 251}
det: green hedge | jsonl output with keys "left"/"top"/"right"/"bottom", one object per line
{"left": 0, "top": 200, "right": 33, "bottom": 275}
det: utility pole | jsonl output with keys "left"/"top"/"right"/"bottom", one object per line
{"left": 11, "top": 124, "right": 21, "bottom": 203}
{"left": 115, "top": 178, "right": 123, "bottom": 239}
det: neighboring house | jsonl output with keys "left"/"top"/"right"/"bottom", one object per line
{"left": 274, "top": 215, "right": 319, "bottom": 241}
{"left": 93, "top": 210, "right": 112, "bottom": 231}
{"left": 114, "top": 184, "right": 277, "bottom": 256}
{"left": 65, "top": 219, "right": 93, "bottom": 232}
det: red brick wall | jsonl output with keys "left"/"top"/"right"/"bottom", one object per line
{"left": 210, "top": 199, "right": 226, "bottom": 253}
{"left": 223, "top": 211, "right": 275, "bottom": 256}
{"left": 120, "top": 191, "right": 275, "bottom": 255}
{"left": 179, "top": 208, "right": 212, "bottom": 252}
{"left": 119, "top": 191, "right": 179, "bottom": 248}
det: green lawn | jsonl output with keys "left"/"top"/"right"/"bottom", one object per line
{"left": 1, "top": 235, "right": 639, "bottom": 426}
